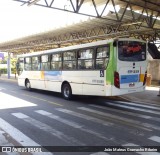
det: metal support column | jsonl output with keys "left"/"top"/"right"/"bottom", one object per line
{"left": 7, "top": 52, "right": 11, "bottom": 79}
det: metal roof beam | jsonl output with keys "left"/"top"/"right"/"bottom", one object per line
{"left": 1, "top": 0, "right": 159, "bottom": 53}
{"left": 1, "top": 26, "right": 159, "bottom": 52}
{"left": 13, "top": 0, "right": 160, "bottom": 28}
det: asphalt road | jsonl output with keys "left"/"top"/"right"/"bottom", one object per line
{"left": 0, "top": 79, "right": 160, "bottom": 155}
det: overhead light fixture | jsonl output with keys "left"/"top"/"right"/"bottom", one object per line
{"left": 27, "top": 0, "right": 40, "bottom": 6}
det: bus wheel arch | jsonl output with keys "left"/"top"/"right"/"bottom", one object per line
{"left": 25, "top": 79, "right": 31, "bottom": 91}
{"left": 61, "top": 81, "right": 72, "bottom": 100}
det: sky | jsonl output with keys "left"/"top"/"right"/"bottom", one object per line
{"left": 0, "top": 0, "right": 90, "bottom": 43}
{"left": 0, "top": 0, "right": 159, "bottom": 46}
{"left": 0, "top": 0, "right": 121, "bottom": 43}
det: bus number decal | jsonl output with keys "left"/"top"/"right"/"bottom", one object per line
{"left": 92, "top": 79, "right": 104, "bottom": 84}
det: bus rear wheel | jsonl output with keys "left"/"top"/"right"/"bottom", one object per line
{"left": 25, "top": 79, "right": 31, "bottom": 91}
{"left": 62, "top": 83, "right": 72, "bottom": 100}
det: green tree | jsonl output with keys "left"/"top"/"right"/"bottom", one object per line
{"left": 0, "top": 56, "right": 17, "bottom": 74}
{"left": 11, "top": 58, "right": 17, "bottom": 74}
{"left": 0, "top": 57, "right": 7, "bottom": 64}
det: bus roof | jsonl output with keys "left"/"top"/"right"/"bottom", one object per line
{"left": 17, "top": 38, "right": 146, "bottom": 58}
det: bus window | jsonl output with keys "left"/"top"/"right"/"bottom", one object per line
{"left": 118, "top": 41, "right": 146, "bottom": 61}
{"left": 41, "top": 55, "right": 50, "bottom": 70}
{"left": 24, "top": 57, "right": 31, "bottom": 71}
{"left": 32, "top": 56, "right": 39, "bottom": 71}
{"left": 63, "top": 51, "right": 76, "bottom": 70}
{"left": 96, "top": 46, "right": 109, "bottom": 69}
{"left": 78, "top": 49, "right": 94, "bottom": 69}
{"left": 51, "top": 54, "right": 62, "bottom": 70}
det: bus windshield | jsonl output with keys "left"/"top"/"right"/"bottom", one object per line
{"left": 118, "top": 41, "right": 146, "bottom": 61}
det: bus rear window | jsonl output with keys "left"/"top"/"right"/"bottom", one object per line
{"left": 118, "top": 41, "right": 146, "bottom": 61}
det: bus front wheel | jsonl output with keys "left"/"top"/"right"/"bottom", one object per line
{"left": 62, "top": 83, "right": 72, "bottom": 100}
{"left": 25, "top": 79, "right": 31, "bottom": 91}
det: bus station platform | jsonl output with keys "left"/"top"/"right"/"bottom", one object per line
{"left": 0, "top": 74, "right": 159, "bottom": 105}
{"left": 120, "top": 86, "right": 160, "bottom": 105}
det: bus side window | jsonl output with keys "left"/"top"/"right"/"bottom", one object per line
{"left": 51, "top": 53, "right": 62, "bottom": 70}
{"left": 32, "top": 56, "right": 39, "bottom": 71}
{"left": 41, "top": 55, "right": 50, "bottom": 71}
{"left": 63, "top": 51, "right": 76, "bottom": 70}
{"left": 24, "top": 57, "right": 31, "bottom": 71}
{"left": 96, "top": 46, "right": 109, "bottom": 69}
{"left": 78, "top": 49, "right": 94, "bottom": 69}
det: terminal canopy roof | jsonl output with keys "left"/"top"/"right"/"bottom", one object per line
{"left": 0, "top": 0, "right": 159, "bottom": 54}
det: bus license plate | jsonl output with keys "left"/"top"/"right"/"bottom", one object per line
{"left": 129, "top": 83, "right": 135, "bottom": 87}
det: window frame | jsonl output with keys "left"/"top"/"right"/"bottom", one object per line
{"left": 95, "top": 45, "right": 110, "bottom": 70}
{"left": 51, "top": 53, "right": 62, "bottom": 70}
{"left": 31, "top": 56, "right": 39, "bottom": 71}
{"left": 77, "top": 48, "right": 95, "bottom": 70}
{"left": 24, "top": 57, "right": 32, "bottom": 71}
{"left": 40, "top": 54, "right": 51, "bottom": 71}
{"left": 118, "top": 41, "right": 146, "bottom": 62}
{"left": 63, "top": 50, "right": 77, "bottom": 70}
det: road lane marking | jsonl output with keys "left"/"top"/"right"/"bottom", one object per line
{"left": 142, "top": 123, "right": 160, "bottom": 131}
{"left": 0, "top": 87, "right": 6, "bottom": 90}
{"left": 22, "top": 94, "right": 62, "bottom": 106}
{"left": 12, "top": 112, "right": 84, "bottom": 146}
{"left": 10, "top": 91, "right": 17, "bottom": 93}
{"left": 57, "top": 107, "right": 147, "bottom": 137}
{"left": 78, "top": 107, "right": 141, "bottom": 124}
{"left": 117, "top": 101, "right": 160, "bottom": 110}
{"left": 90, "top": 104, "right": 160, "bottom": 123}
{"left": 148, "top": 136, "right": 160, "bottom": 143}
{"left": 105, "top": 102, "right": 160, "bottom": 115}
{"left": 35, "top": 110, "right": 83, "bottom": 129}
{"left": 78, "top": 107, "right": 152, "bottom": 131}
{"left": 56, "top": 108, "right": 113, "bottom": 126}
{"left": 35, "top": 110, "right": 128, "bottom": 145}
{"left": 90, "top": 104, "right": 151, "bottom": 119}
{"left": 0, "top": 118, "right": 52, "bottom": 155}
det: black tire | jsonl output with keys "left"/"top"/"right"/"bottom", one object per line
{"left": 62, "top": 83, "right": 72, "bottom": 100}
{"left": 25, "top": 79, "right": 31, "bottom": 91}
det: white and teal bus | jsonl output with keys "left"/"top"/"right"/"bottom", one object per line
{"left": 17, "top": 38, "right": 147, "bottom": 99}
